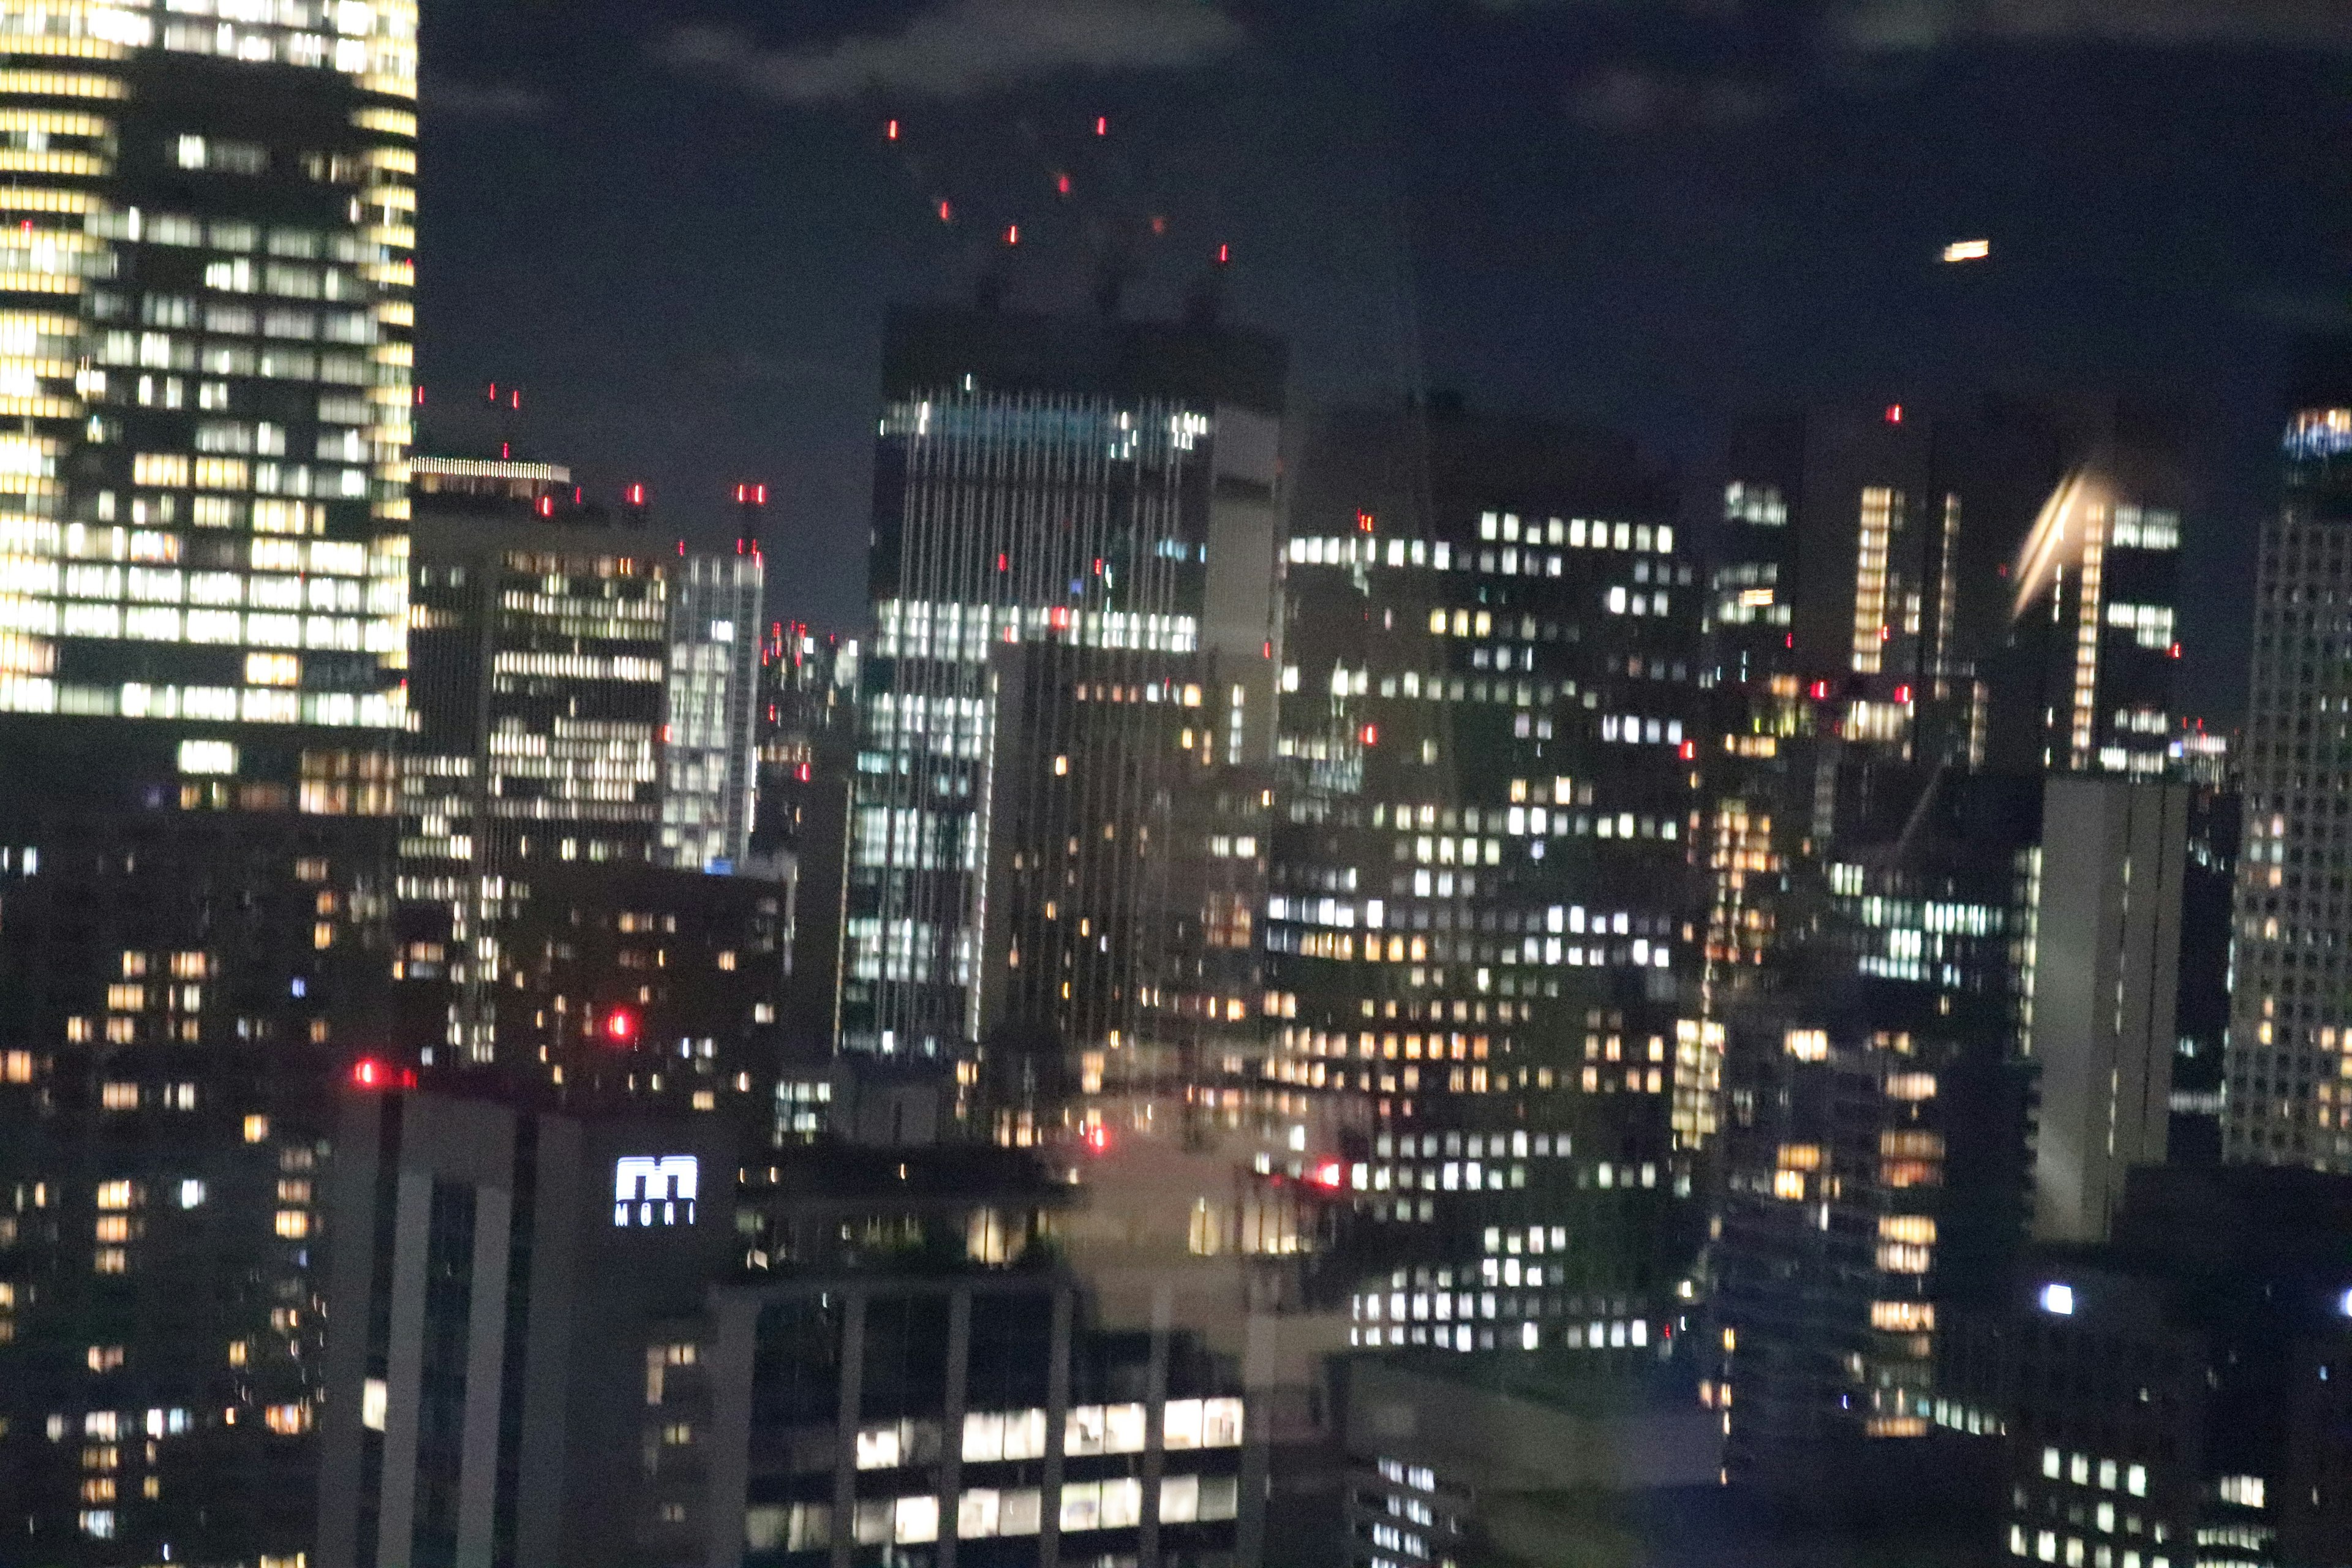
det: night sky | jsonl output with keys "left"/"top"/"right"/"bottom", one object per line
{"left": 420, "top": 0, "right": 2351, "bottom": 723}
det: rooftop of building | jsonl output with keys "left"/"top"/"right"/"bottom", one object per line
{"left": 882, "top": 303, "right": 1286, "bottom": 415}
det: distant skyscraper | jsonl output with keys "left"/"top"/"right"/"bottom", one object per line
{"left": 398, "top": 459, "right": 770, "bottom": 1093}
{"left": 658, "top": 552, "right": 764, "bottom": 876}
{"left": 1271, "top": 405, "right": 1708, "bottom": 1357}
{"left": 753, "top": 622, "right": 860, "bottom": 1060}
{"left": 0, "top": 11, "right": 417, "bottom": 1561}
{"left": 840, "top": 306, "right": 1283, "bottom": 1145}
{"left": 2027, "top": 777, "right": 2186, "bottom": 1244}
{"left": 2225, "top": 388, "right": 2352, "bottom": 1167}
{"left": 1696, "top": 397, "right": 2190, "bottom": 1490}
{"left": 1705, "top": 769, "right": 2035, "bottom": 1488}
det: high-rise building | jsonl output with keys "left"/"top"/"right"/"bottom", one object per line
{"left": 0, "top": 10, "right": 417, "bottom": 1561}
{"left": 315, "top": 1087, "right": 737, "bottom": 1568}
{"left": 753, "top": 622, "right": 859, "bottom": 1063}
{"left": 1695, "top": 395, "right": 2190, "bottom": 1493}
{"left": 1704, "top": 769, "right": 2036, "bottom": 1489}
{"left": 1269, "top": 405, "right": 1708, "bottom": 1357}
{"left": 2225, "top": 382, "right": 2352, "bottom": 1168}
{"left": 2027, "top": 778, "right": 2186, "bottom": 1245}
{"left": 840, "top": 306, "right": 1283, "bottom": 1145}
{"left": 396, "top": 459, "right": 769, "bottom": 1085}
{"left": 1711, "top": 399, "right": 2187, "bottom": 780}
{"left": 658, "top": 552, "right": 764, "bottom": 876}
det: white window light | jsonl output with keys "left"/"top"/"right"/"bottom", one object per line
{"left": 2039, "top": 1283, "right": 2075, "bottom": 1316}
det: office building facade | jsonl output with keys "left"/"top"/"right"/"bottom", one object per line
{"left": 1940, "top": 1166, "right": 2352, "bottom": 1568}
{"left": 2027, "top": 778, "right": 2185, "bottom": 1245}
{"left": 660, "top": 551, "right": 765, "bottom": 876}
{"left": 0, "top": 11, "right": 416, "bottom": 1561}
{"left": 315, "top": 1087, "right": 737, "bottom": 1568}
{"left": 397, "top": 461, "right": 769, "bottom": 1084}
{"left": 2226, "top": 397, "right": 2352, "bottom": 1167}
{"left": 1270, "top": 407, "right": 1708, "bottom": 1357}
{"left": 840, "top": 307, "right": 1284, "bottom": 1139}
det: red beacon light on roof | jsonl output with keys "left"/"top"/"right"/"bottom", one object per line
{"left": 350, "top": 1057, "right": 414, "bottom": 1091}
{"left": 1311, "top": 1159, "right": 1344, "bottom": 1189}
{"left": 604, "top": 1008, "right": 638, "bottom": 1046}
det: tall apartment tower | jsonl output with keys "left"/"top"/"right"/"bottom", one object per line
{"left": 0, "top": 12, "right": 417, "bottom": 1562}
{"left": 1271, "top": 406, "right": 1708, "bottom": 1356}
{"left": 840, "top": 307, "right": 1283, "bottom": 1144}
{"left": 2226, "top": 372, "right": 2352, "bottom": 1167}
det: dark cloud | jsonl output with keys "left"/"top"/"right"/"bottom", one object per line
{"left": 658, "top": 0, "right": 1245, "bottom": 105}
{"left": 1565, "top": 66, "right": 1787, "bottom": 133}
{"left": 1838, "top": 0, "right": 2352, "bottom": 52}
{"left": 422, "top": 74, "right": 551, "bottom": 120}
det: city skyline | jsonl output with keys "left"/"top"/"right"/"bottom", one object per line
{"left": 423, "top": 0, "right": 2352, "bottom": 727}
{"left": 3, "top": 6, "right": 2350, "bottom": 1568}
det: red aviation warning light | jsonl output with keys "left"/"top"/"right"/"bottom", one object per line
{"left": 1095, "top": 115, "right": 1108, "bottom": 136}
{"left": 1885, "top": 404, "right": 1903, "bottom": 424}
{"left": 605, "top": 1008, "right": 637, "bottom": 1046}
{"left": 1084, "top": 1125, "right": 1111, "bottom": 1155}
{"left": 1005, "top": 223, "right": 1020, "bottom": 246}
{"left": 1311, "top": 1160, "right": 1344, "bottom": 1189}
{"left": 1894, "top": 684, "right": 1913, "bottom": 705}
{"left": 1216, "top": 243, "right": 1230, "bottom": 265}
{"left": 625, "top": 483, "right": 646, "bottom": 508}
{"left": 937, "top": 198, "right": 953, "bottom": 223}
{"left": 535, "top": 494, "right": 554, "bottom": 518}
{"left": 350, "top": 1057, "right": 413, "bottom": 1090}
{"left": 1056, "top": 172, "right": 1071, "bottom": 196}
{"left": 886, "top": 118, "right": 899, "bottom": 140}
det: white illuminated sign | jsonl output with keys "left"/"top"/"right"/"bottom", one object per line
{"left": 613, "top": 1155, "right": 698, "bottom": 1227}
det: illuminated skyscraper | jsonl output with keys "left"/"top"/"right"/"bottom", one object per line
{"left": 841, "top": 306, "right": 1283, "bottom": 1145}
{"left": 1270, "top": 406, "right": 1708, "bottom": 1357}
{"left": 0, "top": 6, "right": 417, "bottom": 1561}
{"left": 397, "top": 460, "right": 772, "bottom": 1100}
{"left": 658, "top": 551, "right": 764, "bottom": 876}
{"left": 1694, "top": 398, "right": 2189, "bottom": 1493}
{"left": 2225, "top": 379, "right": 2352, "bottom": 1168}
